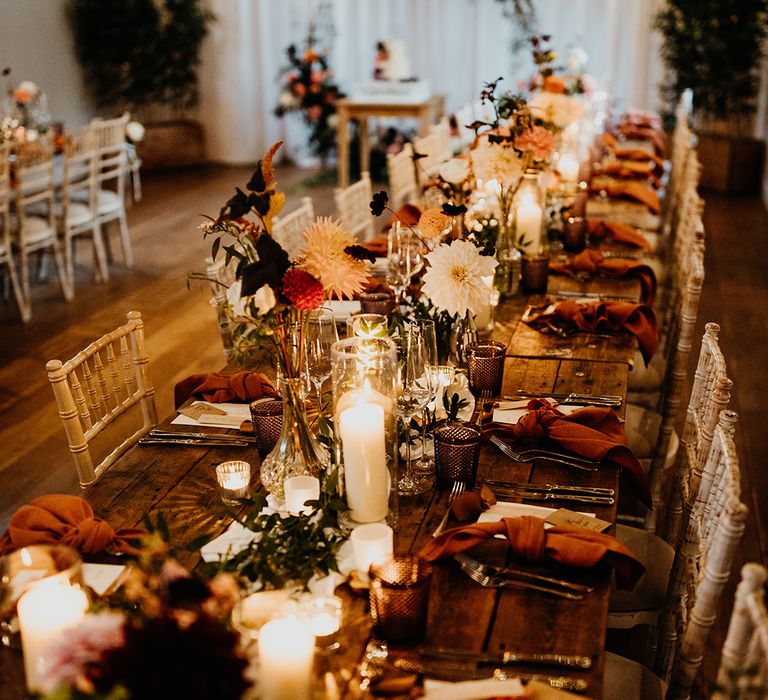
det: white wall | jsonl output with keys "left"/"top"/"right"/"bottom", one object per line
{"left": 0, "top": 0, "right": 93, "bottom": 128}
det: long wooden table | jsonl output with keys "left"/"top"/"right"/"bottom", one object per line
{"left": 0, "top": 273, "right": 642, "bottom": 699}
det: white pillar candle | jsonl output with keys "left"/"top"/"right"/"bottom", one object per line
{"left": 338, "top": 397, "right": 389, "bottom": 523}
{"left": 18, "top": 581, "right": 88, "bottom": 693}
{"left": 473, "top": 275, "right": 496, "bottom": 331}
{"left": 258, "top": 617, "right": 315, "bottom": 700}
{"left": 351, "top": 523, "right": 394, "bottom": 579}
{"left": 558, "top": 153, "right": 579, "bottom": 183}
{"left": 516, "top": 195, "right": 543, "bottom": 253}
{"left": 284, "top": 475, "right": 320, "bottom": 514}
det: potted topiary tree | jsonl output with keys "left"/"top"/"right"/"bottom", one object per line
{"left": 69, "top": 0, "right": 214, "bottom": 169}
{"left": 655, "top": 0, "right": 768, "bottom": 192}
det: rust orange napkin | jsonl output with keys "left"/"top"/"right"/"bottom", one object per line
{"left": 174, "top": 371, "right": 278, "bottom": 409}
{"left": 618, "top": 123, "right": 666, "bottom": 156}
{"left": 590, "top": 180, "right": 661, "bottom": 215}
{"left": 550, "top": 250, "right": 656, "bottom": 305}
{"left": 384, "top": 203, "right": 422, "bottom": 230}
{"left": 0, "top": 494, "right": 145, "bottom": 556}
{"left": 483, "top": 399, "right": 651, "bottom": 507}
{"left": 363, "top": 234, "right": 389, "bottom": 257}
{"left": 418, "top": 515, "right": 644, "bottom": 590}
{"left": 525, "top": 298, "right": 658, "bottom": 365}
{"left": 587, "top": 218, "right": 653, "bottom": 251}
{"left": 595, "top": 161, "right": 661, "bottom": 188}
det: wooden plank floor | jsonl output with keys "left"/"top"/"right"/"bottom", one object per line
{"left": 0, "top": 165, "right": 765, "bottom": 692}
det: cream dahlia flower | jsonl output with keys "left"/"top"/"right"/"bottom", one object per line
{"left": 421, "top": 240, "right": 498, "bottom": 317}
{"left": 301, "top": 216, "right": 370, "bottom": 299}
{"left": 528, "top": 91, "right": 584, "bottom": 130}
{"left": 470, "top": 139, "right": 524, "bottom": 191}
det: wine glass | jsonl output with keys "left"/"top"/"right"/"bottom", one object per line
{"left": 396, "top": 328, "right": 435, "bottom": 496}
{"left": 304, "top": 310, "right": 338, "bottom": 409}
{"left": 387, "top": 223, "right": 424, "bottom": 304}
{"left": 411, "top": 320, "right": 439, "bottom": 489}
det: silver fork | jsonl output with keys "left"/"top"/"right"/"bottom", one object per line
{"left": 432, "top": 481, "right": 466, "bottom": 537}
{"left": 489, "top": 435, "right": 599, "bottom": 471}
{"left": 458, "top": 558, "right": 585, "bottom": 600}
{"left": 455, "top": 553, "right": 594, "bottom": 593}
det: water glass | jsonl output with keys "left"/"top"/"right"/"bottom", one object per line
{"left": 466, "top": 341, "right": 506, "bottom": 399}
{"left": 215, "top": 460, "right": 251, "bottom": 505}
{"left": 434, "top": 421, "right": 483, "bottom": 488}
{"left": 250, "top": 398, "right": 283, "bottom": 458}
{"left": 521, "top": 254, "right": 550, "bottom": 294}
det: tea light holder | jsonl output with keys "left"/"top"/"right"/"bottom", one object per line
{"left": 350, "top": 523, "right": 394, "bottom": 582}
{"left": 283, "top": 475, "right": 320, "bottom": 514}
{"left": 331, "top": 337, "right": 398, "bottom": 525}
{"left": 215, "top": 461, "right": 251, "bottom": 505}
{"left": 281, "top": 594, "right": 343, "bottom": 654}
{"left": 346, "top": 313, "right": 389, "bottom": 339}
{"left": 258, "top": 616, "right": 315, "bottom": 700}
{"left": 232, "top": 590, "right": 293, "bottom": 644}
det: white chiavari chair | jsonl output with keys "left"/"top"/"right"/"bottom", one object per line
{"left": 60, "top": 125, "right": 110, "bottom": 289}
{"left": 714, "top": 563, "right": 768, "bottom": 698}
{"left": 87, "top": 113, "right": 133, "bottom": 268}
{"left": 412, "top": 131, "right": 452, "bottom": 189}
{"left": 333, "top": 171, "right": 375, "bottom": 241}
{"left": 0, "top": 142, "right": 27, "bottom": 321}
{"left": 272, "top": 196, "right": 314, "bottom": 260}
{"left": 605, "top": 411, "right": 747, "bottom": 700}
{"left": 46, "top": 310, "right": 158, "bottom": 486}
{"left": 386, "top": 142, "right": 418, "bottom": 210}
{"left": 661, "top": 91, "right": 695, "bottom": 239}
{"left": 12, "top": 139, "right": 72, "bottom": 316}
{"left": 454, "top": 102, "right": 477, "bottom": 151}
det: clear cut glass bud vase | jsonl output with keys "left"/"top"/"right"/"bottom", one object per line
{"left": 260, "top": 377, "right": 327, "bottom": 502}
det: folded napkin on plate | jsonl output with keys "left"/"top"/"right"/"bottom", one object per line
{"left": 589, "top": 179, "right": 661, "bottom": 215}
{"left": 174, "top": 371, "right": 277, "bottom": 409}
{"left": 617, "top": 124, "right": 666, "bottom": 156}
{"left": 595, "top": 161, "right": 661, "bottom": 188}
{"left": 418, "top": 515, "right": 644, "bottom": 590}
{"left": 587, "top": 218, "right": 652, "bottom": 251}
{"left": 483, "top": 398, "right": 651, "bottom": 507}
{"left": 612, "top": 147, "right": 666, "bottom": 171}
{"left": 525, "top": 299, "right": 658, "bottom": 366}
{"left": 0, "top": 494, "right": 145, "bottom": 556}
{"left": 620, "top": 108, "right": 663, "bottom": 131}
{"left": 550, "top": 249, "right": 656, "bottom": 305}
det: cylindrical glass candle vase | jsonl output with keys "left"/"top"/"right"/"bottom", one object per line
{"left": 331, "top": 337, "right": 398, "bottom": 525}
{"left": 513, "top": 171, "right": 546, "bottom": 256}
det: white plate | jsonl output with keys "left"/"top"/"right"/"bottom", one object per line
{"left": 423, "top": 677, "right": 526, "bottom": 699}
{"left": 323, "top": 300, "right": 361, "bottom": 321}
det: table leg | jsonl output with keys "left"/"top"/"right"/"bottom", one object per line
{"left": 337, "top": 108, "right": 350, "bottom": 187}
{"left": 418, "top": 106, "right": 430, "bottom": 137}
{"left": 359, "top": 116, "right": 370, "bottom": 178}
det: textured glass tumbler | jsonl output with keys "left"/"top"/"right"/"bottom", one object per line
{"left": 433, "top": 421, "right": 483, "bottom": 488}
{"left": 466, "top": 341, "right": 506, "bottom": 399}
{"left": 521, "top": 254, "right": 550, "bottom": 294}
{"left": 359, "top": 292, "right": 396, "bottom": 316}
{"left": 563, "top": 215, "right": 587, "bottom": 252}
{"left": 369, "top": 555, "right": 432, "bottom": 644}
{"left": 249, "top": 399, "right": 283, "bottom": 458}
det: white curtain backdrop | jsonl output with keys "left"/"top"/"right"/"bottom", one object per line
{"left": 199, "top": 0, "right": 663, "bottom": 164}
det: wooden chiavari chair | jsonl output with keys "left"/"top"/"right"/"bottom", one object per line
{"left": 333, "top": 171, "right": 375, "bottom": 241}
{"left": 453, "top": 102, "right": 477, "bottom": 151}
{"left": 386, "top": 142, "right": 418, "bottom": 210}
{"left": 46, "top": 310, "right": 158, "bottom": 486}
{"left": 412, "top": 130, "right": 452, "bottom": 189}
{"left": 272, "top": 196, "right": 314, "bottom": 260}
{"left": 0, "top": 142, "right": 27, "bottom": 321}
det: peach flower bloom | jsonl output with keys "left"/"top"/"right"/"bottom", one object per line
{"left": 515, "top": 125, "right": 556, "bottom": 162}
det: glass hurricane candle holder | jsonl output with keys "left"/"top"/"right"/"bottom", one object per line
{"left": 216, "top": 461, "right": 251, "bottom": 505}
{"left": 331, "top": 337, "right": 398, "bottom": 525}
{"left": 346, "top": 313, "right": 389, "bottom": 339}
{"left": 514, "top": 171, "right": 545, "bottom": 255}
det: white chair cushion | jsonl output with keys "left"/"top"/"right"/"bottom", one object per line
{"left": 603, "top": 652, "right": 666, "bottom": 700}
{"left": 65, "top": 201, "right": 96, "bottom": 227}
{"left": 11, "top": 214, "right": 56, "bottom": 245}
{"left": 628, "top": 350, "right": 667, "bottom": 394}
{"left": 95, "top": 189, "right": 123, "bottom": 215}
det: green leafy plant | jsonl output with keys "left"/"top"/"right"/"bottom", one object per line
{"left": 69, "top": 0, "right": 214, "bottom": 114}
{"left": 654, "top": 0, "right": 768, "bottom": 128}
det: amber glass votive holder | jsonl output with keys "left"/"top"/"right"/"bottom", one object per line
{"left": 563, "top": 216, "right": 588, "bottom": 252}
{"left": 369, "top": 555, "right": 432, "bottom": 644}
{"left": 521, "top": 254, "right": 550, "bottom": 294}
{"left": 359, "top": 291, "right": 396, "bottom": 316}
{"left": 433, "top": 421, "right": 483, "bottom": 489}
{"left": 249, "top": 399, "right": 283, "bottom": 458}
{"left": 466, "top": 341, "right": 506, "bottom": 399}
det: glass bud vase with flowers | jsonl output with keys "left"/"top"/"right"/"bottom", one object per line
{"left": 199, "top": 141, "right": 374, "bottom": 502}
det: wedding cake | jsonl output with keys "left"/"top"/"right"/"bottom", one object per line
{"left": 352, "top": 39, "right": 430, "bottom": 103}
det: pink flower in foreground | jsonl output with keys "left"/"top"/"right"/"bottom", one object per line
{"left": 515, "top": 125, "right": 556, "bottom": 162}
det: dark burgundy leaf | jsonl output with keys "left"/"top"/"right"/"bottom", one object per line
{"left": 369, "top": 190, "right": 389, "bottom": 216}
{"left": 345, "top": 245, "right": 376, "bottom": 264}
{"left": 248, "top": 191, "right": 271, "bottom": 217}
{"left": 442, "top": 203, "right": 467, "bottom": 217}
{"left": 246, "top": 161, "right": 267, "bottom": 192}
{"left": 220, "top": 188, "right": 250, "bottom": 220}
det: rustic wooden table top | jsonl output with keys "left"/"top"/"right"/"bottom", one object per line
{"left": 0, "top": 272, "right": 645, "bottom": 699}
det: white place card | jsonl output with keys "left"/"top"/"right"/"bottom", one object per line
{"left": 172, "top": 401, "right": 252, "bottom": 429}
{"left": 82, "top": 563, "right": 126, "bottom": 596}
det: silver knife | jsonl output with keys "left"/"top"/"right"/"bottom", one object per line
{"left": 485, "top": 480, "right": 615, "bottom": 496}
{"left": 138, "top": 437, "right": 251, "bottom": 447}
{"left": 491, "top": 489, "right": 615, "bottom": 506}
{"left": 150, "top": 429, "right": 259, "bottom": 443}
{"left": 554, "top": 290, "right": 636, "bottom": 303}
{"left": 506, "top": 391, "right": 623, "bottom": 407}
{"left": 420, "top": 647, "right": 593, "bottom": 669}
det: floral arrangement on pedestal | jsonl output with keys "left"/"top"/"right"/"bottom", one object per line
{"left": 274, "top": 6, "right": 344, "bottom": 163}
{"left": 1, "top": 69, "right": 52, "bottom": 142}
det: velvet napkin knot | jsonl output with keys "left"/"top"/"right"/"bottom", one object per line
{"left": 174, "top": 371, "right": 278, "bottom": 409}
{"left": 483, "top": 399, "right": 652, "bottom": 508}
{"left": 0, "top": 494, "right": 145, "bottom": 556}
{"left": 587, "top": 219, "right": 652, "bottom": 251}
{"left": 525, "top": 299, "right": 658, "bottom": 366}
{"left": 550, "top": 249, "right": 656, "bottom": 305}
{"left": 418, "top": 515, "right": 645, "bottom": 590}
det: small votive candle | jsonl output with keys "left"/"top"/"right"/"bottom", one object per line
{"left": 351, "top": 523, "right": 394, "bottom": 581}
{"left": 558, "top": 153, "right": 580, "bottom": 183}
{"left": 284, "top": 595, "right": 343, "bottom": 654}
{"left": 215, "top": 460, "right": 251, "bottom": 505}
{"left": 284, "top": 475, "right": 320, "bottom": 514}
{"left": 258, "top": 617, "right": 315, "bottom": 700}
{"left": 18, "top": 581, "right": 88, "bottom": 692}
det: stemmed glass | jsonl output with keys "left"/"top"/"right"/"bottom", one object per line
{"left": 387, "top": 223, "right": 424, "bottom": 305}
{"left": 304, "top": 310, "right": 338, "bottom": 410}
{"left": 411, "top": 320, "right": 439, "bottom": 490}
{"left": 396, "top": 327, "right": 435, "bottom": 496}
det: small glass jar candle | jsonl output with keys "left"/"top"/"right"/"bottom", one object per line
{"left": 350, "top": 523, "right": 394, "bottom": 581}
{"left": 283, "top": 475, "right": 320, "bottom": 514}
{"left": 215, "top": 461, "right": 251, "bottom": 505}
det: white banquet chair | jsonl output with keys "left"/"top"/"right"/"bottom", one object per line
{"left": 272, "top": 196, "right": 314, "bottom": 260}
{"left": 386, "top": 142, "right": 418, "bottom": 210}
{"left": 46, "top": 310, "right": 158, "bottom": 486}
{"left": 0, "top": 143, "right": 27, "bottom": 322}
{"left": 334, "top": 171, "right": 375, "bottom": 241}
